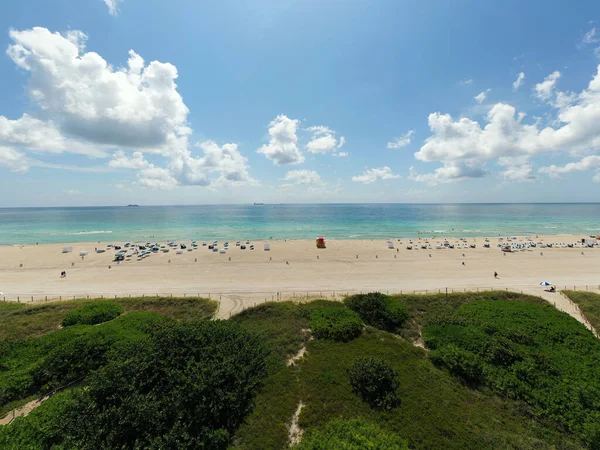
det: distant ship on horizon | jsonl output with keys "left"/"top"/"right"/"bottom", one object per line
{"left": 253, "top": 202, "right": 264, "bottom": 205}
{"left": 127, "top": 204, "right": 140, "bottom": 207}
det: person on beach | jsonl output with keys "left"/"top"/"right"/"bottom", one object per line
{"left": 494, "top": 271, "right": 498, "bottom": 278}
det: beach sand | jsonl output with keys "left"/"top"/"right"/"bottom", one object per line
{"left": 1, "top": 235, "right": 599, "bottom": 319}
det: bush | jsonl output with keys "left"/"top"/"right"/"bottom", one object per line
{"left": 0, "top": 389, "right": 81, "bottom": 449}
{"left": 62, "top": 302, "right": 124, "bottom": 327}
{"left": 344, "top": 292, "right": 409, "bottom": 332}
{"left": 297, "top": 418, "right": 409, "bottom": 450}
{"left": 430, "top": 344, "right": 483, "bottom": 385}
{"left": 58, "top": 320, "right": 269, "bottom": 449}
{"left": 348, "top": 356, "right": 400, "bottom": 409}
{"left": 424, "top": 300, "right": 600, "bottom": 447}
{"left": 309, "top": 307, "right": 363, "bottom": 342}
{"left": 33, "top": 331, "right": 119, "bottom": 390}
{"left": 0, "top": 312, "right": 165, "bottom": 408}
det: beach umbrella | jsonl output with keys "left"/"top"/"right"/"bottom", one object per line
{"left": 539, "top": 281, "right": 551, "bottom": 286}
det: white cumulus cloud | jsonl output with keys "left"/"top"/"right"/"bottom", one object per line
{"left": 409, "top": 164, "right": 487, "bottom": 186}
{"left": 352, "top": 166, "right": 400, "bottom": 184}
{"left": 387, "top": 130, "right": 414, "bottom": 149}
{"left": 109, "top": 151, "right": 149, "bottom": 169}
{"left": 539, "top": 155, "right": 600, "bottom": 180}
{"left": 535, "top": 71, "right": 561, "bottom": 102}
{"left": 305, "top": 125, "right": 345, "bottom": 154}
{"left": 2, "top": 27, "right": 256, "bottom": 189}
{"left": 282, "top": 169, "right": 323, "bottom": 185}
{"left": 0, "top": 147, "right": 29, "bottom": 173}
{"left": 257, "top": 115, "right": 304, "bottom": 165}
{"left": 501, "top": 164, "right": 536, "bottom": 182}
{"left": 138, "top": 165, "right": 178, "bottom": 189}
{"left": 412, "top": 65, "right": 600, "bottom": 184}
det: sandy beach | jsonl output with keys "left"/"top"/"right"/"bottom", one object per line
{"left": 1, "top": 234, "right": 599, "bottom": 318}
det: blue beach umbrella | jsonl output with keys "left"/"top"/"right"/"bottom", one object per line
{"left": 539, "top": 281, "right": 551, "bottom": 286}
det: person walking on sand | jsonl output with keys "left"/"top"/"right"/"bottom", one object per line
{"left": 494, "top": 271, "right": 498, "bottom": 279}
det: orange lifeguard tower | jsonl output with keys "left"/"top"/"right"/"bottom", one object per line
{"left": 316, "top": 236, "right": 326, "bottom": 248}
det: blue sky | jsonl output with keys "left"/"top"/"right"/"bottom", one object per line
{"left": 1, "top": 0, "right": 600, "bottom": 206}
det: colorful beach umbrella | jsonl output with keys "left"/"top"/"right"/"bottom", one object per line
{"left": 539, "top": 281, "right": 551, "bottom": 286}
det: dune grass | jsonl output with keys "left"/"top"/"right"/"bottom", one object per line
{"left": 298, "top": 328, "right": 580, "bottom": 450}
{"left": 0, "top": 296, "right": 217, "bottom": 340}
{"left": 231, "top": 293, "right": 585, "bottom": 450}
{"left": 1, "top": 292, "right": 593, "bottom": 449}
{"left": 61, "top": 301, "right": 124, "bottom": 326}
{"left": 562, "top": 290, "right": 600, "bottom": 332}
{"left": 387, "top": 290, "right": 547, "bottom": 342}
{"left": 231, "top": 302, "right": 308, "bottom": 449}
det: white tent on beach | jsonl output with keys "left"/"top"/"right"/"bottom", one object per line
{"left": 264, "top": 243, "right": 271, "bottom": 251}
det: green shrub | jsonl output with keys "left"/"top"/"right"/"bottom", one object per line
{"left": 424, "top": 300, "right": 600, "bottom": 447}
{"left": 33, "top": 331, "right": 120, "bottom": 390}
{"left": 344, "top": 292, "right": 409, "bottom": 332}
{"left": 58, "top": 320, "right": 269, "bottom": 449}
{"left": 62, "top": 302, "right": 124, "bottom": 327}
{"left": 297, "top": 418, "right": 409, "bottom": 449}
{"left": 0, "top": 389, "right": 81, "bottom": 450}
{"left": 309, "top": 306, "right": 363, "bottom": 342}
{"left": 430, "top": 344, "right": 483, "bottom": 385}
{"left": 348, "top": 356, "right": 400, "bottom": 409}
{"left": 0, "top": 312, "right": 165, "bottom": 408}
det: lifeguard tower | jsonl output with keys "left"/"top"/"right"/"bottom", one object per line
{"left": 316, "top": 236, "right": 326, "bottom": 248}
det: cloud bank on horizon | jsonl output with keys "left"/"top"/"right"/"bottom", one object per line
{"left": 1, "top": 5, "right": 600, "bottom": 204}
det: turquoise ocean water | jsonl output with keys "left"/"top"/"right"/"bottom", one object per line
{"left": 1, "top": 204, "right": 599, "bottom": 245}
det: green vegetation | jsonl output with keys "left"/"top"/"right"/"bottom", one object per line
{"left": 0, "top": 389, "right": 82, "bottom": 449}
{"left": 61, "top": 301, "right": 124, "bottom": 326}
{"left": 0, "top": 296, "right": 217, "bottom": 340}
{"left": 1, "top": 320, "right": 268, "bottom": 449}
{"left": 298, "top": 418, "right": 409, "bottom": 450}
{"left": 2, "top": 292, "right": 598, "bottom": 449}
{"left": 348, "top": 356, "right": 400, "bottom": 409}
{"left": 232, "top": 302, "right": 308, "bottom": 449}
{"left": 563, "top": 290, "right": 600, "bottom": 332}
{"left": 307, "top": 306, "right": 363, "bottom": 342}
{"left": 390, "top": 290, "right": 546, "bottom": 342}
{"left": 0, "top": 312, "right": 167, "bottom": 407}
{"left": 232, "top": 294, "right": 584, "bottom": 449}
{"left": 425, "top": 300, "right": 600, "bottom": 447}
{"left": 344, "top": 292, "right": 409, "bottom": 332}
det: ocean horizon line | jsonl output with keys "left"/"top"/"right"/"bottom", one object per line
{"left": 2, "top": 201, "right": 600, "bottom": 210}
